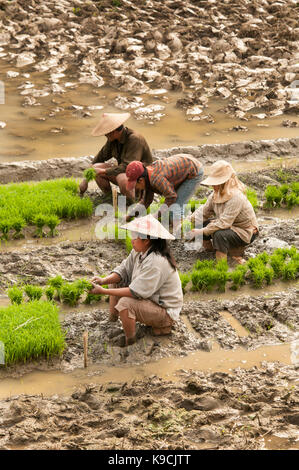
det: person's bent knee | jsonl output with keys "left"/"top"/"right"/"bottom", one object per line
{"left": 212, "top": 230, "right": 229, "bottom": 254}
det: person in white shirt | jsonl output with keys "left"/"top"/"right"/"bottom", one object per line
{"left": 90, "top": 214, "right": 183, "bottom": 347}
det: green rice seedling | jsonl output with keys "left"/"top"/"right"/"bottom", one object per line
{"left": 11, "top": 218, "right": 26, "bottom": 239}
{"left": 125, "top": 233, "right": 133, "bottom": 253}
{"left": 47, "top": 275, "right": 65, "bottom": 300}
{"left": 179, "top": 271, "right": 191, "bottom": 293}
{"left": 0, "top": 220, "right": 12, "bottom": 241}
{"left": 24, "top": 285, "right": 43, "bottom": 301}
{"left": 60, "top": 282, "right": 83, "bottom": 307}
{"left": 264, "top": 185, "right": 282, "bottom": 208}
{"left": 250, "top": 265, "right": 266, "bottom": 288}
{"left": 230, "top": 265, "right": 248, "bottom": 291}
{"left": 46, "top": 215, "right": 60, "bottom": 237}
{"left": 290, "top": 182, "right": 299, "bottom": 196}
{"left": 286, "top": 246, "right": 299, "bottom": 260}
{"left": 7, "top": 286, "right": 23, "bottom": 305}
{"left": 0, "top": 300, "right": 65, "bottom": 365}
{"left": 0, "top": 178, "right": 93, "bottom": 243}
{"left": 272, "top": 247, "right": 290, "bottom": 260}
{"left": 186, "top": 198, "right": 200, "bottom": 213}
{"left": 247, "top": 257, "right": 264, "bottom": 272}
{"left": 44, "top": 286, "right": 55, "bottom": 302}
{"left": 276, "top": 168, "right": 290, "bottom": 184}
{"left": 281, "top": 261, "right": 298, "bottom": 281}
{"left": 246, "top": 188, "right": 258, "bottom": 211}
{"left": 255, "top": 252, "right": 269, "bottom": 265}
{"left": 280, "top": 184, "right": 290, "bottom": 204}
{"left": 270, "top": 254, "right": 285, "bottom": 278}
{"left": 215, "top": 269, "right": 229, "bottom": 293}
{"left": 215, "top": 258, "right": 229, "bottom": 272}
{"left": 191, "top": 268, "right": 218, "bottom": 292}
{"left": 180, "top": 219, "right": 194, "bottom": 236}
{"left": 214, "top": 258, "right": 229, "bottom": 292}
{"left": 285, "top": 192, "right": 299, "bottom": 210}
{"left": 73, "top": 279, "right": 93, "bottom": 297}
{"left": 83, "top": 167, "right": 97, "bottom": 182}
{"left": 34, "top": 214, "right": 48, "bottom": 238}
{"left": 264, "top": 267, "right": 274, "bottom": 285}
{"left": 84, "top": 293, "right": 102, "bottom": 304}
{"left": 194, "top": 259, "right": 215, "bottom": 271}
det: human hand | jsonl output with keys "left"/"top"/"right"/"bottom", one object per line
{"left": 185, "top": 228, "right": 203, "bottom": 240}
{"left": 89, "top": 283, "right": 107, "bottom": 295}
{"left": 95, "top": 167, "right": 106, "bottom": 175}
{"left": 91, "top": 276, "right": 106, "bottom": 285}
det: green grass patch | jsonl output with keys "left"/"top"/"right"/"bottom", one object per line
{"left": 0, "top": 300, "right": 65, "bottom": 365}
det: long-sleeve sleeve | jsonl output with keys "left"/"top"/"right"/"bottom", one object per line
{"left": 202, "top": 195, "right": 242, "bottom": 236}
{"left": 111, "top": 251, "right": 135, "bottom": 286}
{"left": 105, "top": 134, "right": 145, "bottom": 178}
{"left": 150, "top": 175, "right": 177, "bottom": 207}
{"left": 190, "top": 194, "right": 215, "bottom": 226}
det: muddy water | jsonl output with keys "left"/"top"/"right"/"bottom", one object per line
{"left": 1, "top": 59, "right": 299, "bottom": 162}
{"left": 0, "top": 202, "right": 298, "bottom": 254}
{"left": 0, "top": 341, "right": 293, "bottom": 400}
{"left": 0, "top": 217, "right": 98, "bottom": 253}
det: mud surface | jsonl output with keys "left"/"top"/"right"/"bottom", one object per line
{"left": 0, "top": 140, "right": 299, "bottom": 185}
{"left": 0, "top": 0, "right": 298, "bottom": 122}
{"left": 0, "top": 364, "right": 298, "bottom": 450}
{"left": 0, "top": 167, "right": 298, "bottom": 451}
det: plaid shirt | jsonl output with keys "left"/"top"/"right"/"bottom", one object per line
{"left": 144, "top": 154, "right": 202, "bottom": 207}
{"left": 92, "top": 127, "right": 152, "bottom": 177}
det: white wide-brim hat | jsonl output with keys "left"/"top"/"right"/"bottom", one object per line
{"left": 201, "top": 160, "right": 235, "bottom": 186}
{"left": 91, "top": 112, "right": 131, "bottom": 136}
{"left": 121, "top": 214, "right": 175, "bottom": 240}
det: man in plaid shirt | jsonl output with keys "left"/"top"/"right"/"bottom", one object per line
{"left": 125, "top": 154, "right": 204, "bottom": 228}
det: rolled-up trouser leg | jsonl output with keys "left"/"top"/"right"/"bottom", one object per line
{"left": 114, "top": 297, "right": 174, "bottom": 335}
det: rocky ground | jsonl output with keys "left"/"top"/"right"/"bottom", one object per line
{"left": 0, "top": 0, "right": 298, "bottom": 124}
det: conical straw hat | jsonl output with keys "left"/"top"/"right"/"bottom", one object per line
{"left": 201, "top": 160, "right": 234, "bottom": 186}
{"left": 91, "top": 112, "right": 131, "bottom": 136}
{"left": 120, "top": 214, "right": 175, "bottom": 240}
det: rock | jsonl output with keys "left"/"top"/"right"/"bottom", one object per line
{"left": 261, "top": 237, "right": 290, "bottom": 251}
{"left": 282, "top": 120, "right": 298, "bottom": 127}
{"left": 16, "top": 53, "right": 36, "bottom": 68}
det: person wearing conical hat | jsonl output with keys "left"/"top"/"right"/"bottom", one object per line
{"left": 186, "top": 160, "right": 259, "bottom": 264}
{"left": 79, "top": 113, "right": 152, "bottom": 203}
{"left": 89, "top": 214, "right": 183, "bottom": 347}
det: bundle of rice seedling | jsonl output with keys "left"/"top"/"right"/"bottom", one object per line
{"left": 83, "top": 168, "right": 97, "bottom": 182}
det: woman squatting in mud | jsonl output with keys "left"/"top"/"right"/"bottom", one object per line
{"left": 187, "top": 160, "right": 259, "bottom": 265}
{"left": 89, "top": 214, "right": 183, "bottom": 347}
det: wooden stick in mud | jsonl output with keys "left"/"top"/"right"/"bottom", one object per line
{"left": 112, "top": 186, "right": 118, "bottom": 214}
{"left": 83, "top": 331, "right": 88, "bottom": 368}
